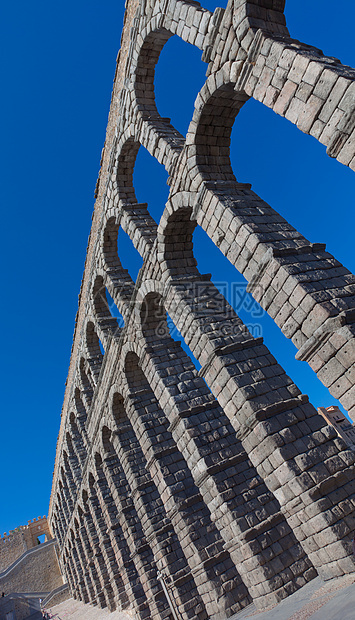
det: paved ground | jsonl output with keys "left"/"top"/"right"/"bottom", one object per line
{"left": 232, "top": 574, "right": 355, "bottom": 620}
{"left": 47, "top": 575, "right": 355, "bottom": 619}
{"left": 46, "top": 597, "right": 134, "bottom": 619}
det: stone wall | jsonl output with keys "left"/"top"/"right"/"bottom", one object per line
{"left": 0, "top": 541, "right": 63, "bottom": 596}
{"left": 43, "top": 585, "right": 70, "bottom": 608}
{"left": 0, "top": 531, "right": 27, "bottom": 574}
{"left": 49, "top": 1, "right": 355, "bottom": 619}
{"left": 0, "top": 517, "right": 52, "bottom": 574}
{"left": 24, "top": 517, "right": 51, "bottom": 550}
{"left": 0, "top": 596, "right": 40, "bottom": 620}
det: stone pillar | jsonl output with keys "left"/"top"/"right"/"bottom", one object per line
{"left": 77, "top": 513, "right": 102, "bottom": 606}
{"left": 108, "top": 415, "right": 209, "bottom": 619}
{"left": 72, "top": 520, "right": 96, "bottom": 605}
{"left": 86, "top": 480, "right": 117, "bottom": 611}
{"left": 163, "top": 276, "right": 355, "bottom": 580}
{"left": 81, "top": 492, "right": 111, "bottom": 609}
{"left": 99, "top": 452, "right": 153, "bottom": 618}
{"left": 94, "top": 459, "right": 139, "bottom": 611}
{"left": 64, "top": 540, "right": 82, "bottom": 601}
{"left": 100, "top": 451, "right": 169, "bottom": 620}
{"left": 65, "top": 434, "right": 82, "bottom": 487}
{"left": 194, "top": 182, "right": 355, "bottom": 421}
{"left": 70, "top": 412, "right": 88, "bottom": 467}
{"left": 52, "top": 512, "right": 64, "bottom": 546}
{"left": 79, "top": 359, "right": 94, "bottom": 409}
{"left": 68, "top": 531, "right": 90, "bottom": 603}
{"left": 62, "top": 545, "right": 78, "bottom": 600}
{"left": 63, "top": 453, "right": 79, "bottom": 508}
{"left": 57, "top": 485, "right": 70, "bottom": 531}
{"left": 126, "top": 346, "right": 313, "bottom": 609}
{"left": 89, "top": 469, "right": 131, "bottom": 611}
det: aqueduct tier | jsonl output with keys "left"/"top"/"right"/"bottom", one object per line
{"left": 49, "top": 0, "right": 355, "bottom": 618}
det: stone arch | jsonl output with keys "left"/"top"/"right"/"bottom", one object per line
{"left": 111, "top": 392, "right": 127, "bottom": 427}
{"left": 131, "top": 23, "right": 186, "bottom": 171}
{"left": 64, "top": 431, "right": 76, "bottom": 458}
{"left": 108, "top": 380, "right": 214, "bottom": 618}
{"left": 105, "top": 140, "right": 159, "bottom": 258}
{"left": 119, "top": 341, "right": 142, "bottom": 376}
{"left": 67, "top": 526, "right": 84, "bottom": 600}
{"left": 158, "top": 203, "right": 198, "bottom": 277}
{"left": 62, "top": 452, "right": 77, "bottom": 508}
{"left": 52, "top": 504, "right": 65, "bottom": 545}
{"left": 88, "top": 472, "right": 97, "bottom": 494}
{"left": 58, "top": 478, "right": 71, "bottom": 528}
{"left": 100, "top": 394, "right": 169, "bottom": 618}
{"left": 94, "top": 451, "right": 103, "bottom": 470}
{"left": 112, "top": 136, "right": 140, "bottom": 205}
{"left": 134, "top": 28, "right": 172, "bottom": 116}
{"left": 204, "top": 35, "right": 355, "bottom": 172}
{"left": 64, "top": 532, "right": 79, "bottom": 598}
{"left": 69, "top": 410, "right": 87, "bottom": 465}
{"left": 110, "top": 132, "right": 165, "bottom": 239}
{"left": 182, "top": 74, "right": 355, "bottom": 411}
{"left": 101, "top": 425, "right": 113, "bottom": 454}
{"left": 101, "top": 216, "right": 136, "bottom": 309}
{"left": 55, "top": 490, "right": 67, "bottom": 528}
{"left": 93, "top": 448, "right": 132, "bottom": 610}
{"left": 188, "top": 78, "right": 249, "bottom": 185}
{"left": 79, "top": 357, "right": 94, "bottom": 408}
{"left": 81, "top": 488, "right": 89, "bottom": 507}
{"left": 64, "top": 433, "right": 80, "bottom": 477}
{"left": 74, "top": 387, "right": 87, "bottom": 420}
{"left": 139, "top": 291, "right": 167, "bottom": 341}
{"left": 91, "top": 274, "right": 122, "bottom": 343}
{"left": 125, "top": 313, "right": 319, "bottom": 608}
{"left": 102, "top": 214, "right": 121, "bottom": 270}
{"left": 60, "top": 465, "right": 74, "bottom": 510}
{"left": 122, "top": 348, "right": 253, "bottom": 615}
{"left": 86, "top": 319, "right": 104, "bottom": 358}
{"left": 81, "top": 485, "right": 112, "bottom": 610}
{"left": 129, "top": 279, "right": 166, "bottom": 339}
{"left": 84, "top": 320, "right": 104, "bottom": 387}
{"left": 94, "top": 430, "right": 148, "bottom": 613}
{"left": 71, "top": 514, "right": 92, "bottom": 606}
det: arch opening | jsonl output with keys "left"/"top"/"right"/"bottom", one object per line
{"left": 139, "top": 289, "right": 202, "bottom": 370}
{"left": 133, "top": 144, "right": 169, "bottom": 224}
{"left": 92, "top": 274, "right": 123, "bottom": 336}
{"left": 113, "top": 138, "right": 140, "bottom": 205}
{"left": 86, "top": 321, "right": 104, "bottom": 379}
{"left": 191, "top": 82, "right": 249, "bottom": 183}
{"left": 193, "top": 222, "right": 348, "bottom": 415}
{"left": 155, "top": 34, "right": 209, "bottom": 136}
{"left": 79, "top": 358, "right": 94, "bottom": 406}
{"left": 230, "top": 98, "right": 355, "bottom": 276}
{"left": 202, "top": 0, "right": 227, "bottom": 9}
{"left": 105, "top": 290, "right": 124, "bottom": 327}
{"left": 74, "top": 387, "right": 87, "bottom": 422}
{"left": 117, "top": 228, "right": 143, "bottom": 281}
{"left": 161, "top": 206, "right": 348, "bottom": 415}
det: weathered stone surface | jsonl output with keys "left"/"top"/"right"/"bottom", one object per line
{"left": 48, "top": 1, "right": 355, "bottom": 618}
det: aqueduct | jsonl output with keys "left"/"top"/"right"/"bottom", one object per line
{"left": 49, "top": 1, "right": 355, "bottom": 618}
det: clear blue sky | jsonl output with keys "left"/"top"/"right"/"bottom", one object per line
{"left": 1, "top": 0, "right": 354, "bottom": 535}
